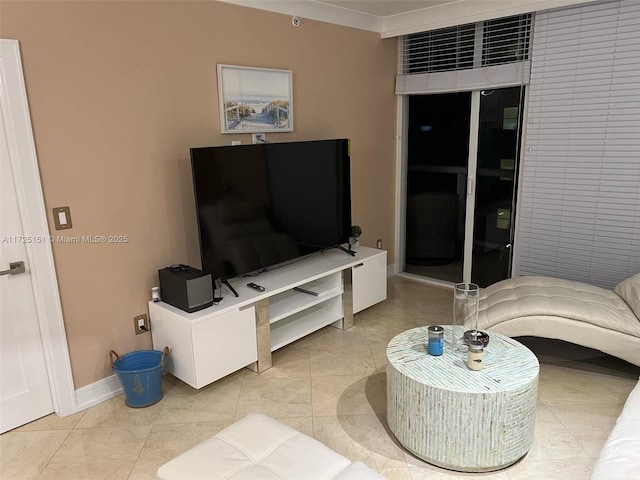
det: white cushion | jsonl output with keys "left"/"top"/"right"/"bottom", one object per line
{"left": 591, "top": 378, "right": 640, "bottom": 480}
{"left": 157, "top": 413, "right": 385, "bottom": 480}
{"left": 334, "top": 462, "right": 388, "bottom": 480}
{"left": 614, "top": 272, "right": 640, "bottom": 320}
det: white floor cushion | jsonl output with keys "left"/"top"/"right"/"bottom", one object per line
{"left": 157, "top": 413, "right": 387, "bottom": 480}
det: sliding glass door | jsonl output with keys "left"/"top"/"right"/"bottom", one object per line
{"left": 472, "top": 87, "right": 524, "bottom": 286}
{"left": 404, "top": 92, "right": 471, "bottom": 283}
{"left": 403, "top": 86, "right": 524, "bottom": 287}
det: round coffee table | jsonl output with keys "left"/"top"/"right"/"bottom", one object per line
{"left": 386, "top": 326, "right": 539, "bottom": 472}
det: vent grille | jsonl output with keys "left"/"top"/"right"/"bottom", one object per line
{"left": 400, "top": 14, "right": 532, "bottom": 75}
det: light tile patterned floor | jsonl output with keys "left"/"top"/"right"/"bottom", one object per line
{"left": 2, "top": 276, "right": 639, "bottom": 480}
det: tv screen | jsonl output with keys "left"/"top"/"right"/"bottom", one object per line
{"left": 191, "top": 139, "right": 351, "bottom": 282}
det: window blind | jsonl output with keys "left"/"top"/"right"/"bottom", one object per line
{"left": 515, "top": 0, "right": 640, "bottom": 288}
{"left": 400, "top": 24, "right": 476, "bottom": 75}
{"left": 396, "top": 14, "right": 532, "bottom": 95}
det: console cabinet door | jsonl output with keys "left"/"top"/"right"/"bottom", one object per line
{"left": 352, "top": 252, "right": 387, "bottom": 314}
{"left": 192, "top": 306, "right": 257, "bottom": 388}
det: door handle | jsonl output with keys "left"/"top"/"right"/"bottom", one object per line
{"left": 0, "top": 261, "right": 26, "bottom": 276}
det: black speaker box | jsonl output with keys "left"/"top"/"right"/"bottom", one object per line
{"left": 158, "top": 265, "right": 213, "bottom": 313}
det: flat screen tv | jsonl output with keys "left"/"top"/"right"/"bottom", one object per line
{"left": 191, "top": 139, "right": 352, "bottom": 287}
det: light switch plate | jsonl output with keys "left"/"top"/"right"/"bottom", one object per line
{"left": 53, "top": 206, "right": 72, "bottom": 230}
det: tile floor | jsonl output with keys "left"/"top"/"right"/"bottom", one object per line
{"left": 2, "top": 276, "right": 639, "bottom": 480}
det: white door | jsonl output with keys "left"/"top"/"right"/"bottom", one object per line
{"left": 0, "top": 45, "right": 55, "bottom": 433}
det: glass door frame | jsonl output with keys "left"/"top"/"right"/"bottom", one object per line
{"left": 397, "top": 87, "right": 526, "bottom": 285}
{"left": 462, "top": 91, "right": 481, "bottom": 283}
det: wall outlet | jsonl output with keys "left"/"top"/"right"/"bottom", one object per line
{"left": 376, "top": 239, "right": 382, "bottom": 249}
{"left": 134, "top": 314, "right": 149, "bottom": 335}
{"left": 252, "top": 133, "right": 266, "bottom": 144}
{"left": 231, "top": 140, "right": 241, "bottom": 146}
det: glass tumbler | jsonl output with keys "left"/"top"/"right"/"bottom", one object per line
{"left": 453, "top": 282, "right": 480, "bottom": 353}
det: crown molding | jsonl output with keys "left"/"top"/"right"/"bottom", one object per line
{"left": 219, "top": 0, "right": 594, "bottom": 37}
{"left": 217, "top": 0, "right": 383, "bottom": 33}
{"left": 380, "top": 0, "right": 594, "bottom": 38}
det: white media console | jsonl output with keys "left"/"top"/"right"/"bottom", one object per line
{"left": 149, "top": 246, "right": 387, "bottom": 389}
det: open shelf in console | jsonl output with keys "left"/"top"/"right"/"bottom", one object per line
{"left": 270, "top": 296, "right": 342, "bottom": 351}
{"left": 268, "top": 272, "right": 342, "bottom": 324}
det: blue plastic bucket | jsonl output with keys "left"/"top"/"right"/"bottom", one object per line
{"left": 110, "top": 347, "right": 169, "bottom": 408}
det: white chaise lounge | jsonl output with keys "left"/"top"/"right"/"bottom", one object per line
{"left": 476, "top": 272, "right": 640, "bottom": 366}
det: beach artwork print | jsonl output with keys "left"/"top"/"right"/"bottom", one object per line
{"left": 218, "top": 65, "right": 293, "bottom": 133}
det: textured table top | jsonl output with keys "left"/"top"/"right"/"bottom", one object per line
{"left": 387, "top": 326, "right": 539, "bottom": 394}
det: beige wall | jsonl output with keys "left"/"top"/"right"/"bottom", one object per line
{"left": 1, "top": 0, "right": 398, "bottom": 388}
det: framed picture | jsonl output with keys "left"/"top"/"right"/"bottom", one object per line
{"left": 217, "top": 64, "right": 293, "bottom": 133}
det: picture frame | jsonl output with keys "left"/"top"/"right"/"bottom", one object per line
{"left": 217, "top": 64, "right": 293, "bottom": 134}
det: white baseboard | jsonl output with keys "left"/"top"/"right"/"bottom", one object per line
{"left": 387, "top": 262, "right": 396, "bottom": 278}
{"left": 74, "top": 374, "right": 123, "bottom": 412}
